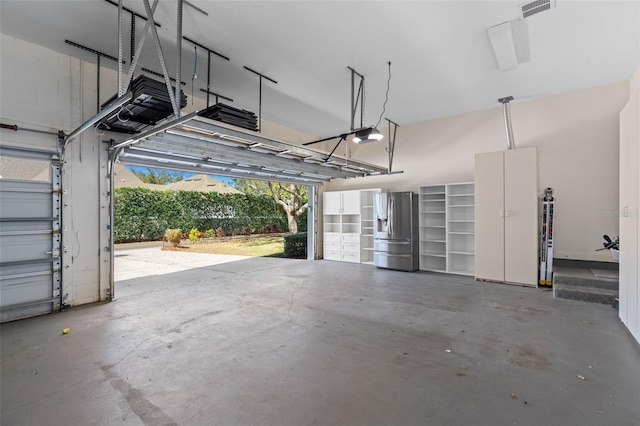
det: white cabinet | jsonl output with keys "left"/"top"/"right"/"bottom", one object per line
{"left": 619, "top": 69, "right": 640, "bottom": 344}
{"left": 475, "top": 147, "right": 538, "bottom": 287}
{"left": 323, "top": 191, "right": 342, "bottom": 215}
{"left": 324, "top": 190, "right": 360, "bottom": 215}
{"left": 323, "top": 189, "right": 380, "bottom": 264}
{"left": 419, "top": 182, "right": 475, "bottom": 276}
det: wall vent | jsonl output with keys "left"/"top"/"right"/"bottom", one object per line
{"left": 520, "top": 0, "right": 556, "bottom": 19}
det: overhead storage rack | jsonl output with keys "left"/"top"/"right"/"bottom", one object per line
{"left": 114, "top": 114, "right": 388, "bottom": 185}
{"left": 101, "top": 75, "right": 188, "bottom": 134}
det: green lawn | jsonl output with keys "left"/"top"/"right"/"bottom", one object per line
{"left": 162, "top": 236, "right": 285, "bottom": 257}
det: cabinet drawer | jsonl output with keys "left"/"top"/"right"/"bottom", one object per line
{"left": 324, "top": 233, "right": 341, "bottom": 242}
{"left": 341, "top": 233, "right": 360, "bottom": 243}
{"left": 324, "top": 241, "right": 340, "bottom": 252}
{"left": 324, "top": 250, "right": 341, "bottom": 261}
{"left": 341, "top": 242, "right": 360, "bottom": 253}
{"left": 341, "top": 252, "right": 360, "bottom": 263}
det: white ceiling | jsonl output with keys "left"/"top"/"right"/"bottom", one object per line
{"left": 1, "top": 0, "right": 639, "bottom": 139}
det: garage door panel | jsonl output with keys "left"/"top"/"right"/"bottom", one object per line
{"left": 0, "top": 302, "right": 56, "bottom": 323}
{"left": 0, "top": 183, "right": 52, "bottom": 218}
{"left": 0, "top": 233, "right": 53, "bottom": 263}
{"left": 0, "top": 221, "right": 54, "bottom": 234}
{"left": 1, "top": 273, "right": 53, "bottom": 305}
{"left": 0, "top": 147, "right": 60, "bottom": 322}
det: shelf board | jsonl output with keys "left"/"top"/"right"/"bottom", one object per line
{"left": 448, "top": 220, "right": 475, "bottom": 223}
{"left": 448, "top": 251, "right": 475, "bottom": 255}
{"left": 422, "top": 252, "right": 446, "bottom": 257}
{"left": 449, "top": 205, "right": 475, "bottom": 208}
{"left": 449, "top": 232, "right": 475, "bottom": 235}
{"left": 422, "top": 239, "right": 446, "bottom": 243}
{"left": 421, "top": 268, "right": 447, "bottom": 273}
{"left": 420, "top": 191, "right": 445, "bottom": 195}
{"left": 362, "top": 247, "right": 374, "bottom": 251}
{"left": 423, "top": 211, "right": 446, "bottom": 213}
{"left": 423, "top": 225, "right": 446, "bottom": 228}
{"left": 448, "top": 193, "right": 475, "bottom": 197}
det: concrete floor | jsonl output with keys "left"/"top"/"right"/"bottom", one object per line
{"left": 1, "top": 247, "right": 639, "bottom": 425}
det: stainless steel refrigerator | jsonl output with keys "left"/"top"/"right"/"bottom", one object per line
{"left": 374, "top": 191, "right": 419, "bottom": 271}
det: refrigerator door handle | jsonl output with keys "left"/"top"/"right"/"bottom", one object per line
{"left": 388, "top": 195, "right": 393, "bottom": 236}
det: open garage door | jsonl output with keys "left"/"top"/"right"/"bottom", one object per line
{"left": 0, "top": 146, "right": 62, "bottom": 322}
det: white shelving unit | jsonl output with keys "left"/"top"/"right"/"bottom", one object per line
{"left": 323, "top": 188, "right": 380, "bottom": 264}
{"left": 419, "top": 185, "right": 447, "bottom": 272}
{"left": 419, "top": 182, "right": 475, "bottom": 276}
{"left": 359, "top": 189, "right": 379, "bottom": 264}
{"left": 447, "top": 182, "right": 475, "bottom": 276}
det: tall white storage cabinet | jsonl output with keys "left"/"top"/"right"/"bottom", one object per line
{"left": 418, "top": 183, "right": 475, "bottom": 276}
{"left": 323, "top": 189, "right": 380, "bottom": 264}
{"left": 619, "top": 69, "right": 640, "bottom": 344}
{"left": 475, "top": 147, "right": 538, "bottom": 286}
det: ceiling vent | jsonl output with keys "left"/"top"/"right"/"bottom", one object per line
{"left": 520, "top": 0, "right": 556, "bottom": 19}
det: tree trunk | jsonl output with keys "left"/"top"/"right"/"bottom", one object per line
{"left": 287, "top": 211, "right": 298, "bottom": 234}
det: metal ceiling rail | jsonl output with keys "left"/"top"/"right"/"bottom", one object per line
{"left": 119, "top": 156, "right": 327, "bottom": 185}
{"left": 149, "top": 132, "right": 370, "bottom": 180}
{"left": 113, "top": 111, "right": 387, "bottom": 185}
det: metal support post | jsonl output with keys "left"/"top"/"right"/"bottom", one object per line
{"left": 130, "top": 13, "right": 135, "bottom": 65}
{"left": 175, "top": 0, "right": 183, "bottom": 118}
{"left": 385, "top": 118, "right": 399, "bottom": 173}
{"left": 117, "top": 0, "right": 123, "bottom": 95}
{"left": 142, "top": 0, "right": 179, "bottom": 117}
{"left": 207, "top": 51, "right": 211, "bottom": 107}
{"left": 243, "top": 66, "right": 277, "bottom": 133}
{"left": 122, "top": 0, "right": 159, "bottom": 93}
{"left": 182, "top": 36, "right": 230, "bottom": 108}
{"left": 96, "top": 55, "right": 101, "bottom": 113}
{"left": 348, "top": 66, "right": 365, "bottom": 131}
{"left": 498, "top": 96, "right": 516, "bottom": 150}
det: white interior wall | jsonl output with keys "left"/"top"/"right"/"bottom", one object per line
{"left": 324, "top": 82, "right": 630, "bottom": 262}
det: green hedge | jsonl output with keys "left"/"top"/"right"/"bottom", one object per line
{"left": 114, "top": 188, "right": 291, "bottom": 242}
{"left": 284, "top": 233, "right": 307, "bottom": 258}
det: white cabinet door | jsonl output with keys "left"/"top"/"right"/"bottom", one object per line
{"left": 475, "top": 151, "right": 505, "bottom": 282}
{"left": 341, "top": 190, "right": 361, "bottom": 214}
{"left": 323, "top": 191, "right": 342, "bottom": 214}
{"left": 504, "top": 147, "right": 538, "bottom": 286}
{"left": 619, "top": 93, "right": 639, "bottom": 335}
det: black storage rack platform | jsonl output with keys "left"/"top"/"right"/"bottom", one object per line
{"left": 100, "top": 75, "right": 187, "bottom": 134}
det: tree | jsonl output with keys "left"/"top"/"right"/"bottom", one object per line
{"left": 132, "top": 168, "right": 184, "bottom": 185}
{"left": 233, "top": 179, "right": 308, "bottom": 234}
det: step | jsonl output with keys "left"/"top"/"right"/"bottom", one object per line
{"left": 552, "top": 266, "right": 618, "bottom": 291}
{"left": 553, "top": 283, "right": 618, "bottom": 305}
